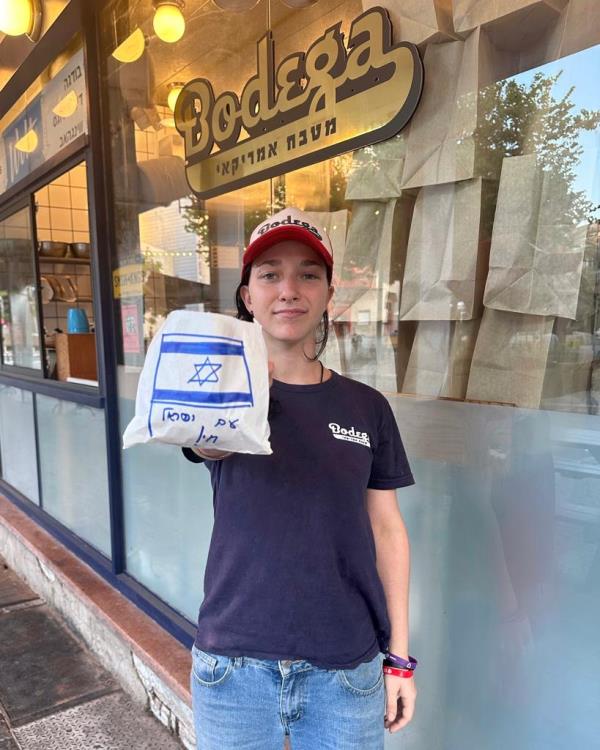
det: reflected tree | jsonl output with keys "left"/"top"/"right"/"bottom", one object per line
{"left": 478, "top": 71, "right": 600, "bottom": 222}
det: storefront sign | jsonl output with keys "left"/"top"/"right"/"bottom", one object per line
{"left": 113, "top": 264, "right": 144, "bottom": 299}
{"left": 41, "top": 48, "right": 88, "bottom": 158}
{"left": 175, "top": 6, "right": 423, "bottom": 199}
{"left": 121, "top": 302, "right": 142, "bottom": 354}
{"left": 0, "top": 48, "right": 88, "bottom": 194}
{"left": 2, "top": 98, "right": 43, "bottom": 189}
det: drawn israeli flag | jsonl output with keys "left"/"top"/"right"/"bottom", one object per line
{"left": 149, "top": 332, "right": 254, "bottom": 420}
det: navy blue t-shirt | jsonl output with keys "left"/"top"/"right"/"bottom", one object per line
{"left": 183, "top": 369, "right": 414, "bottom": 669}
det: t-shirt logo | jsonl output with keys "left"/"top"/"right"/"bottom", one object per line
{"left": 328, "top": 422, "right": 371, "bottom": 448}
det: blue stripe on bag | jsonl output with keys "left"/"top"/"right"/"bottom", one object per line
{"left": 147, "top": 333, "right": 254, "bottom": 436}
{"left": 152, "top": 389, "right": 253, "bottom": 405}
{"left": 159, "top": 341, "right": 244, "bottom": 356}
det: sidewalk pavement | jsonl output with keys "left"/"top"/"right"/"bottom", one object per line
{"left": 0, "top": 555, "right": 183, "bottom": 750}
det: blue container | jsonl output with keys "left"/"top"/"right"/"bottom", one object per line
{"left": 66, "top": 307, "right": 89, "bottom": 334}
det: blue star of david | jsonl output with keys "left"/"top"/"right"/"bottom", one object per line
{"left": 187, "top": 357, "right": 222, "bottom": 386}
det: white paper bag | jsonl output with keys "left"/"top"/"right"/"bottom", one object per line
{"left": 123, "top": 310, "right": 272, "bottom": 454}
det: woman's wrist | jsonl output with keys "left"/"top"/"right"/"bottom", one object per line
{"left": 387, "top": 642, "right": 409, "bottom": 660}
{"left": 383, "top": 652, "right": 418, "bottom": 678}
{"left": 385, "top": 652, "right": 418, "bottom": 671}
{"left": 383, "top": 664, "right": 414, "bottom": 678}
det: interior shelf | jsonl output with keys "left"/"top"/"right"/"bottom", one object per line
{"left": 42, "top": 297, "right": 93, "bottom": 305}
{"left": 38, "top": 256, "right": 91, "bottom": 265}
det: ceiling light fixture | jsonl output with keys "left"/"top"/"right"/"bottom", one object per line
{"left": 152, "top": 1, "right": 185, "bottom": 44}
{"left": 0, "top": 0, "right": 43, "bottom": 41}
{"left": 167, "top": 82, "right": 184, "bottom": 112}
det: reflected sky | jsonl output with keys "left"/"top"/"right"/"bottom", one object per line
{"left": 513, "top": 44, "right": 600, "bottom": 205}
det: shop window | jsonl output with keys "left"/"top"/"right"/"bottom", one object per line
{"left": 98, "top": 4, "right": 600, "bottom": 746}
{"left": 36, "top": 394, "right": 111, "bottom": 556}
{"left": 101, "top": 0, "right": 600, "bottom": 416}
{"left": 33, "top": 161, "right": 98, "bottom": 385}
{"left": 0, "top": 205, "right": 41, "bottom": 371}
{"left": 0, "top": 385, "right": 39, "bottom": 504}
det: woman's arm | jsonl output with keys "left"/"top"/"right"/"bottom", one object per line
{"left": 366, "top": 487, "right": 416, "bottom": 732}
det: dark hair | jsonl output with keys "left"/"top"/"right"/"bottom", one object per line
{"left": 235, "top": 261, "right": 332, "bottom": 361}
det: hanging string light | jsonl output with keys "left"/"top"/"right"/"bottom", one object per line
{"left": 0, "top": 0, "right": 43, "bottom": 41}
{"left": 152, "top": 1, "right": 185, "bottom": 43}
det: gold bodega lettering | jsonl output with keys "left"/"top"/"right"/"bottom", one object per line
{"left": 174, "top": 6, "right": 423, "bottom": 199}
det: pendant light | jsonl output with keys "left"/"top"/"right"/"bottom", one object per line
{"left": 0, "top": 0, "right": 43, "bottom": 42}
{"left": 152, "top": 0, "right": 185, "bottom": 43}
{"left": 167, "top": 82, "right": 185, "bottom": 112}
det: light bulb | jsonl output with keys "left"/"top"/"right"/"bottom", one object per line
{"left": 153, "top": 1, "right": 185, "bottom": 44}
{"left": 167, "top": 83, "right": 184, "bottom": 112}
{"left": 0, "top": 0, "right": 42, "bottom": 40}
{"left": 112, "top": 27, "right": 146, "bottom": 63}
{"left": 0, "top": 0, "right": 32, "bottom": 36}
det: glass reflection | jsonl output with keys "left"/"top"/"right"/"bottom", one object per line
{"left": 100, "top": 1, "right": 600, "bottom": 747}
{"left": 0, "top": 206, "right": 41, "bottom": 370}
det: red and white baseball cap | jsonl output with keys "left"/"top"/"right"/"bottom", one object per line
{"left": 242, "top": 207, "right": 334, "bottom": 274}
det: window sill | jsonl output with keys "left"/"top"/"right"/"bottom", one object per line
{"left": 0, "top": 369, "right": 104, "bottom": 408}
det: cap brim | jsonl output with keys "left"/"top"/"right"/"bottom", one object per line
{"left": 243, "top": 226, "right": 333, "bottom": 271}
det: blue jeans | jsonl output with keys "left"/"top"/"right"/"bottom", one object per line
{"left": 190, "top": 645, "right": 385, "bottom": 749}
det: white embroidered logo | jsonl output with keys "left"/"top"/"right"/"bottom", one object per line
{"left": 328, "top": 422, "right": 371, "bottom": 448}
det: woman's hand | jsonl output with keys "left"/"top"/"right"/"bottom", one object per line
{"left": 384, "top": 674, "right": 417, "bottom": 732}
{"left": 191, "top": 361, "right": 274, "bottom": 461}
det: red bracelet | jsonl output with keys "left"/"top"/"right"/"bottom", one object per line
{"left": 383, "top": 665, "right": 414, "bottom": 678}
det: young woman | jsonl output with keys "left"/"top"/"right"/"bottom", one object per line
{"left": 183, "top": 207, "right": 417, "bottom": 750}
